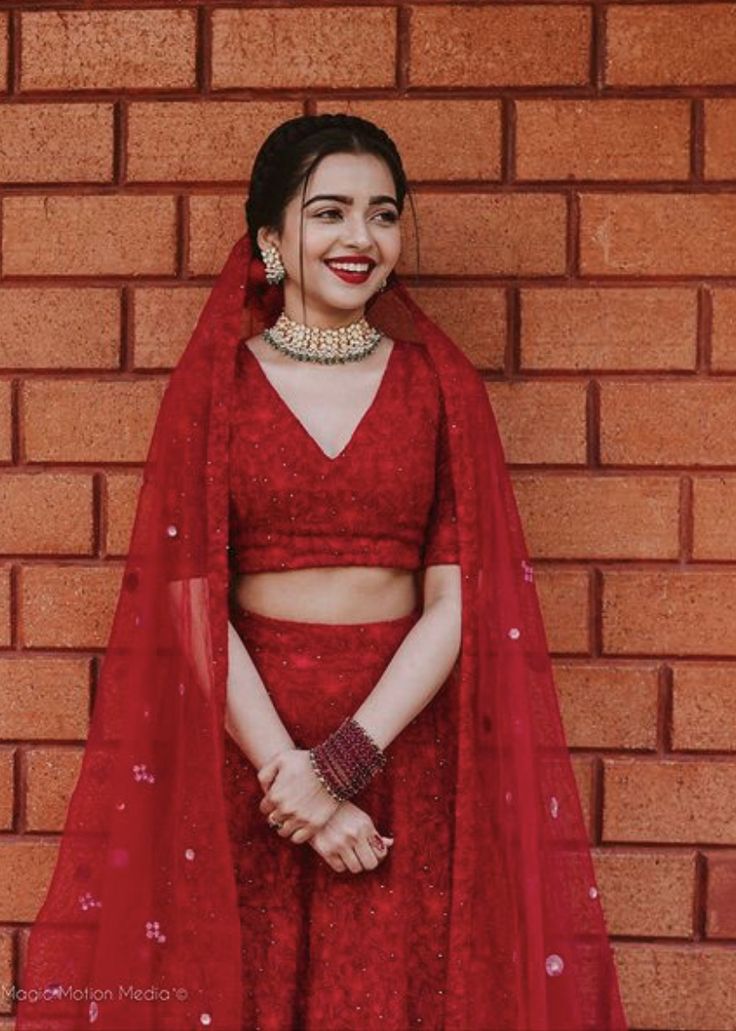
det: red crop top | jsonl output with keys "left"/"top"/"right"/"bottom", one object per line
{"left": 228, "top": 337, "right": 459, "bottom": 574}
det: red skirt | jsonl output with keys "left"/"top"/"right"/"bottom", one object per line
{"left": 222, "top": 602, "right": 459, "bottom": 1031}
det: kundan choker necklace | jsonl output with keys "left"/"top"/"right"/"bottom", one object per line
{"left": 262, "top": 311, "right": 383, "bottom": 364}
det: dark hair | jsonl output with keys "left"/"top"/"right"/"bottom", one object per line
{"left": 244, "top": 113, "right": 419, "bottom": 319}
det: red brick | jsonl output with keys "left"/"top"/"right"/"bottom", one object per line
{"left": 0, "top": 103, "right": 112, "bottom": 184}
{"left": 0, "top": 840, "right": 58, "bottom": 922}
{"left": 403, "top": 286, "right": 505, "bottom": 369}
{"left": 4, "top": 195, "right": 177, "bottom": 277}
{"left": 704, "top": 98, "right": 736, "bottom": 179}
{"left": 603, "top": 570, "right": 736, "bottom": 657}
{"left": 188, "top": 197, "right": 244, "bottom": 276}
{"left": 605, "top": 758, "right": 736, "bottom": 844}
{"left": 25, "top": 747, "right": 83, "bottom": 832}
{"left": 0, "top": 287, "right": 120, "bottom": 369}
{"left": 513, "top": 474, "right": 680, "bottom": 559}
{"left": 707, "top": 852, "right": 736, "bottom": 937}
{"left": 23, "top": 379, "right": 166, "bottom": 463}
{"left": 106, "top": 471, "right": 143, "bottom": 557}
{"left": 693, "top": 476, "right": 736, "bottom": 560}
{"left": 0, "top": 750, "right": 13, "bottom": 831}
{"left": 606, "top": 4, "right": 736, "bottom": 87}
{"left": 0, "top": 658, "right": 89, "bottom": 741}
{"left": 594, "top": 849, "right": 696, "bottom": 938}
{"left": 534, "top": 566, "right": 590, "bottom": 655}
{"left": 127, "top": 100, "right": 301, "bottom": 183}
{"left": 516, "top": 99, "right": 690, "bottom": 181}
{"left": 711, "top": 287, "right": 736, "bottom": 371}
{"left": 315, "top": 98, "right": 502, "bottom": 181}
{"left": 571, "top": 754, "right": 597, "bottom": 839}
{"left": 20, "top": 9, "right": 196, "bottom": 91}
{"left": 0, "top": 569, "right": 9, "bottom": 648}
{"left": 409, "top": 4, "right": 590, "bottom": 87}
{"left": 553, "top": 663, "right": 659, "bottom": 750}
{"left": 133, "top": 286, "right": 211, "bottom": 368}
{"left": 613, "top": 943, "right": 736, "bottom": 1030}
{"left": 0, "top": 382, "right": 10, "bottom": 461}
{"left": 0, "top": 473, "right": 93, "bottom": 556}
{"left": 600, "top": 381, "right": 736, "bottom": 466}
{"left": 0, "top": 929, "right": 12, "bottom": 1014}
{"left": 212, "top": 7, "right": 396, "bottom": 89}
{"left": 20, "top": 565, "right": 123, "bottom": 649}
{"left": 521, "top": 287, "right": 697, "bottom": 371}
{"left": 581, "top": 193, "right": 736, "bottom": 275}
{"left": 487, "top": 381, "right": 586, "bottom": 464}
{"left": 400, "top": 193, "right": 567, "bottom": 277}
{"left": 0, "top": 14, "right": 7, "bottom": 94}
{"left": 672, "top": 664, "right": 736, "bottom": 751}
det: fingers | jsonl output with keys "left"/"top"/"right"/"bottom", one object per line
{"left": 352, "top": 838, "right": 380, "bottom": 870}
{"left": 339, "top": 845, "right": 364, "bottom": 874}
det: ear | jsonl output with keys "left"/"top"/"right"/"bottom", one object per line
{"left": 257, "top": 227, "right": 278, "bottom": 254}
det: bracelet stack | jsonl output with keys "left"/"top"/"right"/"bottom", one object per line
{"left": 309, "top": 717, "right": 388, "bottom": 802}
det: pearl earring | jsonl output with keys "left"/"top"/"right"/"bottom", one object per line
{"left": 260, "top": 244, "right": 286, "bottom": 285}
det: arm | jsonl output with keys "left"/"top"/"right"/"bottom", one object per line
{"left": 351, "top": 563, "right": 462, "bottom": 751}
{"left": 225, "top": 618, "right": 296, "bottom": 769}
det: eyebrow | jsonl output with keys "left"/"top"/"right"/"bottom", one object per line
{"left": 303, "top": 193, "right": 399, "bottom": 209}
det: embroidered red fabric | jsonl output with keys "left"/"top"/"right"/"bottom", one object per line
{"left": 229, "top": 336, "right": 459, "bottom": 573}
{"left": 222, "top": 602, "right": 451, "bottom": 1029}
{"left": 15, "top": 232, "right": 628, "bottom": 1030}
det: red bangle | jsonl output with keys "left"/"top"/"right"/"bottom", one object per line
{"left": 309, "top": 717, "right": 387, "bottom": 802}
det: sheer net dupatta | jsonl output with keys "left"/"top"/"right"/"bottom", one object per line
{"left": 15, "top": 237, "right": 255, "bottom": 1031}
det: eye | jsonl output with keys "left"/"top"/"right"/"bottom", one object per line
{"left": 313, "top": 209, "right": 398, "bottom": 223}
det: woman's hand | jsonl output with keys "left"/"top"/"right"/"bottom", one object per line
{"left": 257, "top": 747, "right": 340, "bottom": 844}
{"left": 309, "top": 801, "right": 395, "bottom": 874}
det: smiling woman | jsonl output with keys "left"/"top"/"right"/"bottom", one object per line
{"left": 234, "top": 147, "right": 435, "bottom": 630}
{"left": 17, "top": 113, "right": 628, "bottom": 1031}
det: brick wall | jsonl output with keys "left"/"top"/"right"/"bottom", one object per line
{"left": 1, "top": 3, "right": 736, "bottom": 1029}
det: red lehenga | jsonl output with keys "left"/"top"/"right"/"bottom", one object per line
{"left": 223, "top": 332, "right": 461, "bottom": 1029}
{"left": 15, "top": 232, "right": 629, "bottom": 1031}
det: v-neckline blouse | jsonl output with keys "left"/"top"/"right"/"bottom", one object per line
{"left": 240, "top": 338, "right": 398, "bottom": 463}
{"left": 229, "top": 336, "right": 459, "bottom": 573}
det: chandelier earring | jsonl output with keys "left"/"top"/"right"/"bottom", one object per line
{"left": 260, "top": 243, "right": 286, "bottom": 286}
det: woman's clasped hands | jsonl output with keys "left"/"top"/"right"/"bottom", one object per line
{"left": 257, "top": 747, "right": 394, "bottom": 873}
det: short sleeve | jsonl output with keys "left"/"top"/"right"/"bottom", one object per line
{"left": 423, "top": 393, "right": 460, "bottom": 567}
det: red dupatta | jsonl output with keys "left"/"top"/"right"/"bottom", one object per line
{"left": 16, "top": 232, "right": 628, "bottom": 1030}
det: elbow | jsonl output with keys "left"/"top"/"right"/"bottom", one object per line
{"left": 422, "top": 564, "right": 462, "bottom": 662}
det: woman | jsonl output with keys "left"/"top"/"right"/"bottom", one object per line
{"left": 16, "top": 114, "right": 628, "bottom": 1031}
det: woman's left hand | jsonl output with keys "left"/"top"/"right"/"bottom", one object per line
{"left": 257, "top": 748, "right": 340, "bottom": 844}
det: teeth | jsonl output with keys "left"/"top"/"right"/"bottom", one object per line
{"left": 327, "top": 262, "right": 372, "bottom": 273}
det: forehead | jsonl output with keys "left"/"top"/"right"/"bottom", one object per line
{"left": 304, "top": 151, "right": 395, "bottom": 197}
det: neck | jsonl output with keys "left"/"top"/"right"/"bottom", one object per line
{"left": 281, "top": 290, "right": 365, "bottom": 329}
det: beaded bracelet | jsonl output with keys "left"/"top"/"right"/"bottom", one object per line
{"left": 309, "top": 717, "right": 388, "bottom": 802}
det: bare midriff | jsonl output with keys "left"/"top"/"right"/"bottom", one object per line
{"left": 232, "top": 566, "right": 420, "bottom": 624}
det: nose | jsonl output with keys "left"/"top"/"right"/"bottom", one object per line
{"left": 342, "top": 212, "right": 373, "bottom": 249}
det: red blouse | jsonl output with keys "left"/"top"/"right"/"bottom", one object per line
{"left": 228, "top": 336, "right": 459, "bottom": 573}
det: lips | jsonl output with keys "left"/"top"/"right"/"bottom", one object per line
{"left": 324, "top": 258, "right": 376, "bottom": 285}
{"left": 324, "top": 258, "right": 376, "bottom": 272}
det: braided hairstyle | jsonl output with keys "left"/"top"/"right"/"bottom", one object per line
{"left": 244, "top": 113, "right": 419, "bottom": 316}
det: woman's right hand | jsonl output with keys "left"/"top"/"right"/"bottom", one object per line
{"left": 308, "top": 800, "right": 394, "bottom": 874}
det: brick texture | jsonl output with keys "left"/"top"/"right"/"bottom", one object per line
{"left": 20, "top": 10, "right": 196, "bottom": 91}
{"left": 212, "top": 8, "right": 396, "bottom": 89}
{"left": 516, "top": 99, "right": 690, "bottom": 181}
{"left": 3, "top": 3, "right": 736, "bottom": 1027}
